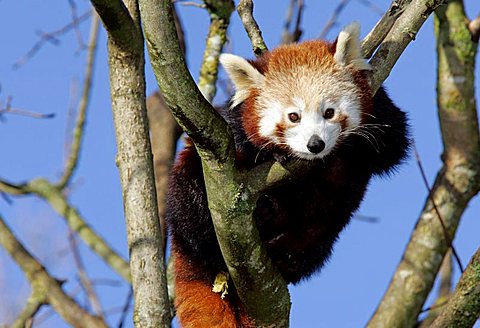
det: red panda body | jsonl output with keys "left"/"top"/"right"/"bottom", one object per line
{"left": 166, "top": 24, "right": 409, "bottom": 327}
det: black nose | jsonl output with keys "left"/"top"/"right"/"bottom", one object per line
{"left": 307, "top": 135, "right": 325, "bottom": 154}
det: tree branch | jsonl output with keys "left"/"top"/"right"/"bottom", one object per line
{"left": 10, "top": 286, "right": 46, "bottom": 328}
{"left": 319, "top": 0, "right": 351, "bottom": 39}
{"left": 0, "top": 213, "right": 107, "bottom": 328}
{"left": 280, "top": 0, "right": 304, "bottom": 45}
{"left": 88, "top": 0, "right": 139, "bottom": 52}
{"left": 361, "top": 0, "right": 412, "bottom": 58}
{"left": 369, "top": 0, "right": 447, "bottom": 92}
{"left": 138, "top": 0, "right": 290, "bottom": 326}
{"left": 13, "top": 10, "right": 92, "bottom": 69}
{"left": 367, "top": 1, "right": 480, "bottom": 326}
{"left": 68, "top": 229, "right": 104, "bottom": 318}
{"left": 146, "top": 92, "right": 182, "bottom": 250}
{"left": 97, "top": 0, "right": 171, "bottom": 326}
{"left": 430, "top": 247, "right": 480, "bottom": 327}
{"left": 139, "top": 0, "right": 233, "bottom": 163}
{"left": 417, "top": 251, "right": 452, "bottom": 327}
{"left": 0, "top": 178, "right": 131, "bottom": 283}
{"left": 58, "top": 12, "right": 100, "bottom": 190}
{"left": 198, "top": 0, "right": 235, "bottom": 102}
{"left": 146, "top": 3, "right": 184, "bottom": 252}
{"left": 237, "top": 0, "right": 268, "bottom": 55}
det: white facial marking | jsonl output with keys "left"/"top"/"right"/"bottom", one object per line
{"left": 285, "top": 108, "right": 342, "bottom": 160}
{"left": 256, "top": 75, "right": 362, "bottom": 160}
{"left": 258, "top": 100, "right": 283, "bottom": 142}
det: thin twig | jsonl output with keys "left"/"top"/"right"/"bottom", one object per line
{"left": 413, "top": 144, "right": 464, "bottom": 273}
{"left": 280, "top": 0, "right": 304, "bottom": 44}
{"left": 280, "top": 0, "right": 295, "bottom": 44}
{"left": 57, "top": 12, "right": 100, "bottom": 190}
{"left": 67, "top": 0, "right": 85, "bottom": 51}
{"left": 319, "top": 0, "right": 351, "bottom": 39}
{"left": 177, "top": 1, "right": 206, "bottom": 8}
{"left": 64, "top": 79, "right": 79, "bottom": 168}
{"left": 0, "top": 178, "right": 131, "bottom": 283}
{"left": 237, "top": 0, "right": 268, "bottom": 55}
{"left": 116, "top": 288, "right": 133, "bottom": 328}
{"left": 13, "top": 10, "right": 92, "bottom": 69}
{"left": 353, "top": 214, "right": 379, "bottom": 223}
{"left": 68, "top": 229, "right": 104, "bottom": 318}
{"left": 0, "top": 97, "right": 54, "bottom": 121}
{"left": 0, "top": 213, "right": 107, "bottom": 328}
{"left": 356, "top": 0, "right": 384, "bottom": 15}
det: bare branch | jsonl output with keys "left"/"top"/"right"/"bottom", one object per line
{"left": 68, "top": 230, "right": 104, "bottom": 318}
{"left": 147, "top": 0, "right": 184, "bottom": 254}
{"left": 89, "top": 0, "right": 140, "bottom": 52}
{"left": 11, "top": 287, "right": 46, "bottom": 328}
{"left": 139, "top": 0, "right": 233, "bottom": 162}
{"left": 367, "top": 1, "right": 480, "bottom": 326}
{"left": 174, "top": 0, "right": 206, "bottom": 8}
{"left": 139, "top": 0, "right": 290, "bottom": 325}
{"left": 0, "top": 97, "right": 55, "bottom": 121}
{"left": 67, "top": 0, "right": 86, "bottom": 50}
{"left": 237, "top": 0, "right": 268, "bottom": 55}
{"left": 369, "top": 0, "right": 447, "bottom": 93}
{"left": 146, "top": 92, "right": 182, "bottom": 251}
{"left": 102, "top": 0, "right": 171, "bottom": 325}
{"left": 413, "top": 145, "right": 464, "bottom": 273}
{"left": 417, "top": 251, "right": 452, "bottom": 328}
{"left": 430, "top": 247, "right": 480, "bottom": 328}
{"left": 0, "top": 180, "right": 28, "bottom": 195}
{"left": 116, "top": 288, "right": 133, "bottom": 328}
{"left": 356, "top": 0, "right": 384, "bottom": 15}
{"left": 319, "top": 0, "right": 351, "bottom": 39}
{"left": 362, "top": 0, "right": 412, "bottom": 59}
{"left": 13, "top": 10, "right": 91, "bottom": 69}
{"left": 0, "top": 214, "right": 107, "bottom": 328}
{"left": 198, "top": 0, "right": 235, "bottom": 102}
{"left": 0, "top": 178, "right": 132, "bottom": 283}
{"left": 280, "top": 0, "right": 304, "bottom": 45}
{"left": 58, "top": 12, "right": 100, "bottom": 190}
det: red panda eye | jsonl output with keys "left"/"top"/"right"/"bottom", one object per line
{"left": 288, "top": 113, "right": 300, "bottom": 123}
{"left": 324, "top": 108, "right": 335, "bottom": 119}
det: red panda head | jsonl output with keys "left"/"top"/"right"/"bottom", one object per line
{"left": 220, "top": 23, "right": 373, "bottom": 160}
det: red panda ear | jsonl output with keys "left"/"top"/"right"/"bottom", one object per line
{"left": 220, "top": 53, "right": 264, "bottom": 107}
{"left": 333, "top": 22, "right": 371, "bottom": 71}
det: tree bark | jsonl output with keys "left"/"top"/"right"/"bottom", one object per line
{"left": 367, "top": 1, "right": 480, "bottom": 327}
{"left": 430, "top": 247, "right": 480, "bottom": 328}
{"left": 91, "top": 0, "right": 171, "bottom": 326}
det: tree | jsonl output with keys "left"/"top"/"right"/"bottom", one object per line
{"left": 0, "top": 0, "right": 479, "bottom": 327}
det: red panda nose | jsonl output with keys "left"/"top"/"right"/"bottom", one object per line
{"left": 307, "top": 135, "right": 325, "bottom": 154}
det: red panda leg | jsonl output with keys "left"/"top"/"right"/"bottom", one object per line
{"left": 173, "top": 250, "right": 244, "bottom": 328}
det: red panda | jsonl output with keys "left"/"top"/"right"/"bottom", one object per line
{"left": 166, "top": 23, "right": 409, "bottom": 327}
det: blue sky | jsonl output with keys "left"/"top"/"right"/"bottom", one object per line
{"left": 0, "top": 1, "right": 479, "bottom": 327}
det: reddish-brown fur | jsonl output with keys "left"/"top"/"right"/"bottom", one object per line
{"left": 174, "top": 249, "right": 254, "bottom": 328}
